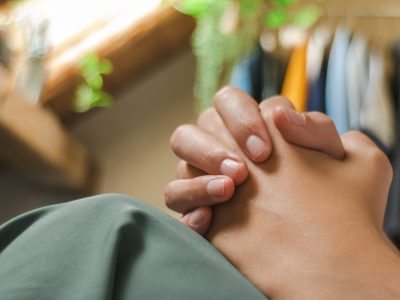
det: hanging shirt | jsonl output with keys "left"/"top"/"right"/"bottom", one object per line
{"left": 346, "top": 35, "right": 369, "bottom": 130}
{"left": 230, "top": 51, "right": 256, "bottom": 97}
{"left": 385, "top": 41, "right": 400, "bottom": 248}
{"left": 307, "top": 27, "right": 330, "bottom": 112}
{"left": 386, "top": 144, "right": 400, "bottom": 248}
{"left": 392, "top": 41, "right": 400, "bottom": 119}
{"left": 281, "top": 41, "right": 308, "bottom": 112}
{"left": 261, "top": 52, "right": 282, "bottom": 101}
{"left": 307, "top": 27, "right": 330, "bottom": 84}
{"left": 360, "top": 51, "right": 396, "bottom": 148}
{"left": 326, "top": 27, "right": 350, "bottom": 134}
{"left": 307, "top": 64, "right": 327, "bottom": 113}
{"left": 230, "top": 46, "right": 264, "bottom": 101}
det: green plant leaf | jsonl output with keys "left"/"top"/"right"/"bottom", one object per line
{"left": 75, "top": 85, "right": 113, "bottom": 112}
{"left": 291, "top": 6, "right": 320, "bottom": 28}
{"left": 80, "top": 53, "right": 112, "bottom": 75}
{"left": 75, "top": 84, "right": 94, "bottom": 113}
{"left": 80, "top": 55, "right": 99, "bottom": 81}
{"left": 80, "top": 53, "right": 98, "bottom": 70}
{"left": 265, "top": 9, "right": 288, "bottom": 29}
{"left": 175, "top": 0, "right": 210, "bottom": 17}
{"left": 76, "top": 52, "right": 114, "bottom": 112}
{"left": 95, "top": 91, "right": 113, "bottom": 108}
{"left": 240, "top": 0, "right": 259, "bottom": 15}
{"left": 86, "top": 73, "right": 103, "bottom": 90}
{"left": 272, "top": 0, "right": 297, "bottom": 6}
{"left": 81, "top": 68, "right": 95, "bottom": 82}
{"left": 99, "top": 59, "right": 113, "bottom": 75}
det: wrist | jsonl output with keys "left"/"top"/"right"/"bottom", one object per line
{"left": 280, "top": 229, "right": 400, "bottom": 299}
{"left": 210, "top": 217, "right": 400, "bottom": 299}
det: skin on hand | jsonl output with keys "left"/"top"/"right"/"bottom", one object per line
{"left": 166, "top": 87, "right": 400, "bottom": 298}
{"left": 166, "top": 87, "right": 344, "bottom": 234}
{"left": 213, "top": 87, "right": 272, "bottom": 162}
{"left": 206, "top": 112, "right": 398, "bottom": 299}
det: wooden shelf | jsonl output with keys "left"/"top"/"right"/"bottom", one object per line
{"left": 41, "top": 7, "right": 195, "bottom": 122}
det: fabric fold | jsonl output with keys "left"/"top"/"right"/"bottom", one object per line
{"left": 0, "top": 194, "right": 267, "bottom": 300}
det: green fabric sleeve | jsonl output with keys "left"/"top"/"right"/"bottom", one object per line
{"left": 0, "top": 194, "right": 267, "bottom": 300}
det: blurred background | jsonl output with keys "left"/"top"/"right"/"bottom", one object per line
{"left": 0, "top": 0, "right": 400, "bottom": 246}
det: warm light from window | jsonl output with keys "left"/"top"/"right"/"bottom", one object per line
{"left": 16, "top": 0, "right": 162, "bottom": 49}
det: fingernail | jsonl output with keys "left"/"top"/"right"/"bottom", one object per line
{"left": 207, "top": 178, "right": 226, "bottom": 197}
{"left": 189, "top": 209, "right": 204, "bottom": 226}
{"left": 283, "top": 108, "right": 306, "bottom": 125}
{"left": 246, "top": 135, "right": 268, "bottom": 160}
{"left": 220, "top": 159, "right": 241, "bottom": 178}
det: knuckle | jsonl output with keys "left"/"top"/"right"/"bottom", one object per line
{"left": 310, "top": 111, "right": 325, "bottom": 118}
{"left": 170, "top": 124, "right": 193, "bottom": 149}
{"left": 368, "top": 147, "right": 392, "bottom": 172}
{"left": 164, "top": 183, "right": 174, "bottom": 208}
{"left": 164, "top": 179, "right": 208, "bottom": 213}
{"left": 260, "top": 95, "right": 294, "bottom": 111}
{"left": 179, "top": 217, "right": 193, "bottom": 228}
{"left": 214, "top": 85, "right": 239, "bottom": 106}
{"left": 199, "top": 145, "right": 219, "bottom": 165}
{"left": 342, "top": 131, "right": 393, "bottom": 184}
{"left": 321, "top": 116, "right": 335, "bottom": 130}
{"left": 197, "top": 107, "right": 217, "bottom": 127}
{"left": 268, "top": 95, "right": 292, "bottom": 104}
{"left": 191, "top": 180, "right": 206, "bottom": 200}
{"left": 239, "top": 121, "right": 260, "bottom": 137}
{"left": 164, "top": 186, "right": 191, "bottom": 212}
{"left": 310, "top": 112, "right": 335, "bottom": 129}
{"left": 342, "top": 130, "right": 367, "bottom": 142}
{"left": 176, "top": 160, "right": 187, "bottom": 178}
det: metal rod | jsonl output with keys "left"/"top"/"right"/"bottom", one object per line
{"left": 323, "top": 13, "right": 400, "bottom": 19}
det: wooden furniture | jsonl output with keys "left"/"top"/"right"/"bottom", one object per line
{"left": 42, "top": 7, "right": 195, "bottom": 122}
{"left": 0, "top": 5, "right": 194, "bottom": 191}
{"left": 0, "top": 90, "right": 95, "bottom": 191}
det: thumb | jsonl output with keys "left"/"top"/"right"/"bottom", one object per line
{"left": 271, "top": 106, "right": 345, "bottom": 160}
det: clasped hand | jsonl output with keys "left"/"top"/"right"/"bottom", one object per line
{"left": 165, "top": 87, "right": 399, "bottom": 299}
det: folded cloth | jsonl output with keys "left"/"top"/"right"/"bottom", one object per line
{"left": 346, "top": 35, "right": 368, "bottom": 129}
{"left": 0, "top": 194, "right": 267, "bottom": 300}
